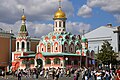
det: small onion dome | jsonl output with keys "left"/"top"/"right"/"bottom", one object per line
{"left": 82, "top": 36, "right": 87, "bottom": 42}
{"left": 21, "top": 15, "right": 26, "bottom": 20}
{"left": 54, "top": 7, "right": 66, "bottom": 19}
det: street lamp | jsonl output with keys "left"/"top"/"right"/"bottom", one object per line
{"left": 65, "top": 57, "right": 68, "bottom": 68}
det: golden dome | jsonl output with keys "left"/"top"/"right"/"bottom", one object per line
{"left": 54, "top": 8, "right": 66, "bottom": 19}
{"left": 21, "top": 15, "right": 26, "bottom": 20}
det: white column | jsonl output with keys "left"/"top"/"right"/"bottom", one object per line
{"left": 25, "top": 41, "right": 27, "bottom": 52}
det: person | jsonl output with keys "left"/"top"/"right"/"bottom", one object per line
{"left": 1, "top": 70, "right": 4, "bottom": 78}
{"left": 116, "top": 67, "right": 120, "bottom": 80}
{"left": 95, "top": 70, "right": 102, "bottom": 80}
{"left": 18, "top": 69, "right": 22, "bottom": 80}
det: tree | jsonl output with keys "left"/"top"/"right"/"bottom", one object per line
{"left": 97, "top": 40, "right": 118, "bottom": 65}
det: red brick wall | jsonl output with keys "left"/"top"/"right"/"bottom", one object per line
{"left": 0, "top": 37, "right": 10, "bottom": 66}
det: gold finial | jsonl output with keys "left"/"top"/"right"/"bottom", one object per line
{"left": 21, "top": 9, "right": 26, "bottom": 20}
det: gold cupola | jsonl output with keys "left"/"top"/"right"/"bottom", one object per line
{"left": 54, "top": 0, "right": 66, "bottom": 19}
{"left": 21, "top": 15, "right": 26, "bottom": 20}
{"left": 54, "top": 7, "right": 66, "bottom": 19}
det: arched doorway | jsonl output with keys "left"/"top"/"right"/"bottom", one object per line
{"left": 36, "top": 59, "right": 43, "bottom": 68}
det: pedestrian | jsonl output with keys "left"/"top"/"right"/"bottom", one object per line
{"left": 116, "top": 67, "right": 120, "bottom": 80}
{"left": 1, "top": 70, "right": 4, "bottom": 78}
{"left": 18, "top": 69, "right": 22, "bottom": 80}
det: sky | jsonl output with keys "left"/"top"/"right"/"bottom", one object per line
{"left": 0, "top": 0, "right": 120, "bottom": 37}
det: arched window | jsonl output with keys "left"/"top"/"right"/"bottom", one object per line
{"left": 27, "top": 42, "right": 29, "bottom": 51}
{"left": 74, "top": 59, "right": 78, "bottom": 65}
{"left": 56, "top": 22, "right": 57, "bottom": 27}
{"left": 54, "top": 58, "right": 60, "bottom": 64}
{"left": 45, "top": 58, "right": 51, "bottom": 64}
{"left": 17, "top": 42, "right": 19, "bottom": 50}
{"left": 22, "top": 42, "right": 25, "bottom": 49}
{"left": 47, "top": 43, "right": 51, "bottom": 52}
{"left": 63, "top": 21, "right": 65, "bottom": 27}
{"left": 59, "top": 21, "right": 61, "bottom": 27}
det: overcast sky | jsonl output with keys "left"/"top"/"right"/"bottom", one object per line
{"left": 0, "top": 0, "right": 120, "bottom": 37}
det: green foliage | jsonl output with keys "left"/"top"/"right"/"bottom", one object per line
{"left": 97, "top": 40, "right": 118, "bottom": 65}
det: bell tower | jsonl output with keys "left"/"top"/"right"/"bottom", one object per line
{"left": 53, "top": 0, "right": 67, "bottom": 33}
{"left": 16, "top": 9, "right": 30, "bottom": 52}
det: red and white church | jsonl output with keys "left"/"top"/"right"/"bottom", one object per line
{"left": 12, "top": 1, "right": 95, "bottom": 71}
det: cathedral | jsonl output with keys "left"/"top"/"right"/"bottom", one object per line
{"left": 12, "top": 0, "right": 95, "bottom": 71}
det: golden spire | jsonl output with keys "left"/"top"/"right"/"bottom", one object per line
{"left": 21, "top": 9, "right": 26, "bottom": 20}
{"left": 54, "top": 0, "right": 66, "bottom": 19}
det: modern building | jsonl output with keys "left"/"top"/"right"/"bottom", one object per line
{"left": 85, "top": 24, "right": 120, "bottom": 54}
{"left": 11, "top": 1, "right": 95, "bottom": 71}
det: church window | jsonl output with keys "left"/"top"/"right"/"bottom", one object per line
{"left": 59, "top": 21, "right": 61, "bottom": 27}
{"left": 42, "top": 48, "right": 43, "bottom": 51}
{"left": 56, "top": 22, "right": 57, "bottom": 27}
{"left": 27, "top": 42, "right": 29, "bottom": 51}
{"left": 45, "top": 58, "right": 51, "bottom": 64}
{"left": 22, "top": 42, "right": 25, "bottom": 49}
{"left": 47, "top": 43, "right": 51, "bottom": 52}
{"left": 17, "top": 42, "right": 19, "bottom": 50}
{"left": 71, "top": 48, "right": 72, "bottom": 51}
{"left": 63, "top": 21, "right": 65, "bottom": 27}
{"left": 54, "top": 58, "right": 60, "bottom": 64}
{"left": 56, "top": 47, "right": 57, "bottom": 50}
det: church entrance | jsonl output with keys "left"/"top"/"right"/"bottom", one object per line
{"left": 36, "top": 59, "right": 43, "bottom": 68}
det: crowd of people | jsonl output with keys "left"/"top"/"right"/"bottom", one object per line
{"left": 1, "top": 66, "right": 120, "bottom": 80}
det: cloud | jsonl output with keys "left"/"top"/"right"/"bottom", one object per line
{"left": 114, "top": 14, "right": 120, "bottom": 23}
{"left": 77, "top": 5, "right": 92, "bottom": 18}
{"left": 66, "top": 21, "right": 91, "bottom": 35}
{"left": 0, "top": 21, "right": 91, "bottom": 37}
{"left": 78, "top": 0, "right": 120, "bottom": 22}
{"left": 0, "top": 0, "right": 74, "bottom": 24}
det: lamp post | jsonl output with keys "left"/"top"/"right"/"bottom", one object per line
{"left": 65, "top": 57, "right": 68, "bottom": 68}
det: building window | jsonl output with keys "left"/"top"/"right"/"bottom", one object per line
{"left": 56, "top": 47, "right": 57, "bottom": 50}
{"left": 71, "top": 48, "right": 72, "bottom": 51}
{"left": 59, "top": 21, "right": 61, "bottom": 27}
{"left": 56, "top": 22, "right": 57, "bottom": 27}
{"left": 47, "top": 43, "right": 51, "bottom": 52}
{"left": 54, "top": 58, "right": 60, "bottom": 64}
{"left": 119, "top": 35, "right": 120, "bottom": 41}
{"left": 27, "top": 42, "right": 29, "bottom": 51}
{"left": 42, "top": 48, "right": 43, "bottom": 51}
{"left": 17, "top": 42, "right": 19, "bottom": 50}
{"left": 59, "top": 29, "right": 61, "bottom": 31}
{"left": 22, "top": 42, "right": 25, "bottom": 49}
{"left": 63, "top": 21, "right": 65, "bottom": 27}
{"left": 119, "top": 44, "right": 120, "bottom": 51}
{"left": 45, "top": 58, "right": 51, "bottom": 64}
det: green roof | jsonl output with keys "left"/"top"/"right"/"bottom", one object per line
{"left": 41, "top": 52, "right": 80, "bottom": 56}
{"left": 20, "top": 25, "right": 27, "bottom": 32}
{"left": 19, "top": 52, "right": 80, "bottom": 58}
{"left": 19, "top": 54, "right": 35, "bottom": 58}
